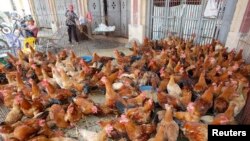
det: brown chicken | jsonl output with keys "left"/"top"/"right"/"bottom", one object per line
{"left": 179, "top": 89, "right": 192, "bottom": 107}
{"left": 41, "top": 80, "right": 72, "bottom": 101}
{"left": 148, "top": 59, "right": 162, "bottom": 72}
{"left": 29, "top": 79, "right": 41, "bottom": 100}
{"left": 214, "top": 83, "right": 237, "bottom": 113}
{"left": 182, "top": 122, "right": 208, "bottom": 141}
{"left": 193, "top": 85, "right": 214, "bottom": 116}
{"left": 151, "top": 104, "right": 179, "bottom": 141}
{"left": 0, "top": 124, "right": 14, "bottom": 140}
{"left": 107, "top": 70, "right": 119, "bottom": 84}
{"left": 0, "top": 89, "right": 14, "bottom": 108}
{"left": 37, "top": 119, "right": 65, "bottom": 138}
{"left": 46, "top": 51, "right": 57, "bottom": 64}
{"left": 193, "top": 71, "right": 207, "bottom": 94}
{"left": 7, "top": 52, "right": 18, "bottom": 64}
{"left": 212, "top": 103, "right": 236, "bottom": 125}
{"left": 28, "top": 135, "right": 50, "bottom": 141}
{"left": 13, "top": 118, "right": 41, "bottom": 141}
{"left": 92, "top": 52, "right": 114, "bottom": 65}
{"left": 116, "top": 84, "right": 137, "bottom": 98}
{"left": 212, "top": 70, "right": 233, "bottom": 83}
{"left": 16, "top": 72, "right": 31, "bottom": 98}
{"left": 5, "top": 99, "right": 23, "bottom": 124}
{"left": 15, "top": 94, "right": 34, "bottom": 117}
{"left": 65, "top": 103, "right": 83, "bottom": 125}
{"left": 31, "top": 64, "right": 43, "bottom": 80}
{"left": 98, "top": 104, "right": 117, "bottom": 115}
{"left": 174, "top": 102, "right": 200, "bottom": 122}
{"left": 79, "top": 59, "right": 96, "bottom": 76}
{"left": 234, "top": 49, "right": 243, "bottom": 61}
{"left": 97, "top": 119, "right": 126, "bottom": 140}
{"left": 57, "top": 68, "right": 75, "bottom": 89}
{"left": 119, "top": 115, "right": 156, "bottom": 141}
{"left": 73, "top": 95, "right": 98, "bottom": 115}
{"left": 213, "top": 82, "right": 224, "bottom": 97}
{"left": 125, "top": 99, "right": 154, "bottom": 124}
{"left": 101, "top": 60, "right": 112, "bottom": 76}
{"left": 157, "top": 90, "right": 181, "bottom": 109}
{"left": 101, "top": 76, "right": 126, "bottom": 108}
{"left": 165, "top": 59, "right": 174, "bottom": 73}
{"left": 158, "top": 78, "right": 169, "bottom": 91}
{"left": 125, "top": 92, "right": 147, "bottom": 107}
{"left": 113, "top": 50, "right": 131, "bottom": 66}
{"left": 49, "top": 104, "right": 69, "bottom": 128}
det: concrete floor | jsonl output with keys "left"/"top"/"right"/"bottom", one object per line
{"left": 61, "top": 35, "right": 131, "bottom": 57}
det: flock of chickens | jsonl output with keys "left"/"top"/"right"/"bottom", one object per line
{"left": 0, "top": 36, "right": 249, "bottom": 141}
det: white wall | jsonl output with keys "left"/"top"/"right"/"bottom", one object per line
{"left": 0, "top": 1, "right": 13, "bottom": 12}
{"left": 13, "top": 0, "right": 31, "bottom": 14}
{"left": 129, "top": 0, "right": 146, "bottom": 44}
{"left": 225, "top": 0, "right": 248, "bottom": 50}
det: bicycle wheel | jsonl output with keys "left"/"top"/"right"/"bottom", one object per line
{"left": 1, "top": 25, "right": 12, "bottom": 34}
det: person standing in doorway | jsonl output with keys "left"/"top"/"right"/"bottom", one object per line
{"left": 65, "top": 4, "right": 79, "bottom": 44}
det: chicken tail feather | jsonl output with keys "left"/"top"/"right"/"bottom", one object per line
{"left": 115, "top": 101, "right": 126, "bottom": 114}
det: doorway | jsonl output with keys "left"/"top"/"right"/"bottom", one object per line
{"left": 88, "top": 0, "right": 130, "bottom": 37}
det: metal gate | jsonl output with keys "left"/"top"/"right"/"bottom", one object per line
{"left": 33, "top": 0, "right": 51, "bottom": 27}
{"left": 88, "top": 0, "right": 102, "bottom": 32}
{"left": 149, "top": 0, "right": 228, "bottom": 44}
{"left": 121, "top": 0, "right": 131, "bottom": 37}
{"left": 88, "top": 0, "right": 130, "bottom": 37}
{"left": 107, "top": 0, "right": 131, "bottom": 37}
{"left": 107, "top": 0, "right": 121, "bottom": 36}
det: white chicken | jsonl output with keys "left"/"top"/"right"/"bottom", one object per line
{"left": 229, "top": 80, "right": 248, "bottom": 116}
{"left": 167, "top": 75, "right": 182, "bottom": 98}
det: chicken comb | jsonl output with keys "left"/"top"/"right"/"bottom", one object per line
{"left": 227, "top": 70, "right": 233, "bottom": 76}
{"left": 219, "top": 115, "right": 230, "bottom": 124}
{"left": 104, "top": 124, "right": 113, "bottom": 137}
{"left": 148, "top": 99, "right": 153, "bottom": 105}
{"left": 100, "top": 76, "right": 107, "bottom": 83}
{"left": 38, "top": 119, "right": 46, "bottom": 126}
{"left": 160, "top": 67, "right": 165, "bottom": 74}
{"left": 230, "top": 79, "right": 238, "bottom": 85}
{"left": 209, "top": 57, "right": 216, "bottom": 63}
{"left": 28, "top": 78, "right": 34, "bottom": 84}
{"left": 42, "top": 79, "right": 49, "bottom": 85}
{"left": 216, "top": 65, "right": 221, "bottom": 71}
{"left": 187, "top": 102, "right": 195, "bottom": 113}
{"left": 179, "top": 67, "right": 184, "bottom": 73}
{"left": 91, "top": 106, "right": 98, "bottom": 114}
{"left": 180, "top": 53, "right": 186, "bottom": 58}
{"left": 14, "top": 94, "right": 22, "bottom": 103}
{"left": 119, "top": 115, "right": 129, "bottom": 123}
{"left": 232, "top": 63, "right": 239, "bottom": 70}
{"left": 16, "top": 60, "right": 22, "bottom": 65}
{"left": 140, "top": 91, "right": 147, "bottom": 97}
{"left": 31, "top": 64, "right": 36, "bottom": 69}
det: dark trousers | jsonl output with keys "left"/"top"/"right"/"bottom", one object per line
{"left": 67, "top": 25, "right": 78, "bottom": 43}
